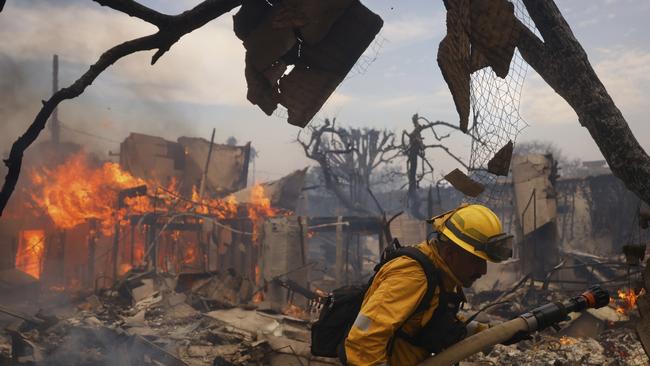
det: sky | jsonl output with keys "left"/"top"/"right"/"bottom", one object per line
{"left": 0, "top": 0, "right": 649, "bottom": 183}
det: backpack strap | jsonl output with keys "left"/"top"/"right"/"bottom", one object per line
{"left": 384, "top": 246, "right": 440, "bottom": 357}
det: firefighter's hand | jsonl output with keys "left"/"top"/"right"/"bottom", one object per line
{"left": 501, "top": 330, "right": 532, "bottom": 345}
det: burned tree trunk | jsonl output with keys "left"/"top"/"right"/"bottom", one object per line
{"left": 516, "top": 0, "right": 650, "bottom": 206}
{"left": 400, "top": 114, "right": 472, "bottom": 219}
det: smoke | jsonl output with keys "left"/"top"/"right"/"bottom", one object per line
{"left": 0, "top": 54, "right": 44, "bottom": 157}
{"left": 0, "top": 1, "right": 318, "bottom": 188}
{"left": 0, "top": 0, "right": 247, "bottom": 165}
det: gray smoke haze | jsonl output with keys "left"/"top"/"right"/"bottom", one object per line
{"left": 3, "top": 0, "right": 649, "bottom": 185}
{"left": 0, "top": 0, "right": 236, "bottom": 165}
{"left": 0, "top": 54, "right": 43, "bottom": 157}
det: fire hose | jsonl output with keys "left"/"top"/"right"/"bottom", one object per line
{"left": 418, "top": 286, "right": 610, "bottom": 366}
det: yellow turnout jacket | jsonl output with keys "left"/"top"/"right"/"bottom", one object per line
{"left": 344, "top": 241, "right": 463, "bottom": 366}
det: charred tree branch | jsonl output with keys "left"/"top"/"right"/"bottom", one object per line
{"left": 297, "top": 120, "right": 397, "bottom": 215}
{"left": 0, "top": 0, "right": 242, "bottom": 216}
{"left": 400, "top": 114, "right": 473, "bottom": 219}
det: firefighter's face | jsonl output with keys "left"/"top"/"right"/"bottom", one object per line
{"left": 440, "top": 242, "right": 487, "bottom": 287}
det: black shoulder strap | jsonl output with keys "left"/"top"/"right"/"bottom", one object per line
{"left": 383, "top": 246, "right": 441, "bottom": 357}
{"left": 393, "top": 246, "right": 439, "bottom": 313}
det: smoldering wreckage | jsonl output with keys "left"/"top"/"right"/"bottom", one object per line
{"left": 2, "top": 0, "right": 650, "bottom": 366}
{"left": 2, "top": 141, "right": 649, "bottom": 366}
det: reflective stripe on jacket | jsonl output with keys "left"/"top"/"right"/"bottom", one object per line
{"left": 344, "top": 241, "right": 462, "bottom": 366}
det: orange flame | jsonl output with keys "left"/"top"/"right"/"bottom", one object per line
{"left": 248, "top": 185, "right": 276, "bottom": 221}
{"left": 28, "top": 153, "right": 282, "bottom": 243}
{"left": 559, "top": 336, "right": 577, "bottom": 346}
{"left": 190, "top": 187, "right": 239, "bottom": 218}
{"left": 29, "top": 153, "right": 148, "bottom": 236}
{"left": 255, "top": 264, "right": 261, "bottom": 285}
{"left": 134, "top": 243, "right": 145, "bottom": 263}
{"left": 15, "top": 230, "right": 45, "bottom": 279}
{"left": 615, "top": 288, "right": 641, "bottom": 315}
{"left": 119, "top": 263, "right": 133, "bottom": 275}
{"left": 252, "top": 291, "right": 264, "bottom": 303}
{"left": 248, "top": 184, "right": 278, "bottom": 241}
{"left": 283, "top": 304, "right": 308, "bottom": 319}
{"left": 183, "top": 246, "right": 197, "bottom": 265}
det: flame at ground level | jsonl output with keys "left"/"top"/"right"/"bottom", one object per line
{"left": 559, "top": 336, "right": 577, "bottom": 346}
{"left": 119, "top": 263, "right": 133, "bottom": 276}
{"left": 252, "top": 291, "right": 264, "bottom": 303}
{"left": 15, "top": 230, "right": 45, "bottom": 279}
{"left": 615, "top": 288, "right": 642, "bottom": 315}
{"left": 283, "top": 303, "right": 308, "bottom": 319}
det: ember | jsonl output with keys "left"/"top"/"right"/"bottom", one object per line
{"left": 283, "top": 303, "right": 308, "bottom": 319}
{"left": 559, "top": 336, "right": 577, "bottom": 346}
{"left": 252, "top": 291, "right": 264, "bottom": 303}
{"left": 15, "top": 229, "right": 45, "bottom": 279}
{"left": 183, "top": 246, "right": 197, "bottom": 265}
{"left": 119, "top": 263, "right": 133, "bottom": 275}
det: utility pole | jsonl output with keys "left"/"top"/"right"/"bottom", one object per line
{"left": 51, "top": 54, "right": 60, "bottom": 144}
{"left": 198, "top": 128, "right": 216, "bottom": 199}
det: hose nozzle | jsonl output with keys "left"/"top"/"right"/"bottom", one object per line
{"left": 565, "top": 285, "right": 610, "bottom": 314}
{"left": 581, "top": 285, "right": 610, "bottom": 309}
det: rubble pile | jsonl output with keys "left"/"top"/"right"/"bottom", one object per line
{"left": 465, "top": 328, "right": 648, "bottom": 366}
{"left": 0, "top": 270, "right": 337, "bottom": 366}
{"left": 2, "top": 265, "right": 649, "bottom": 365}
{"left": 461, "top": 276, "right": 649, "bottom": 365}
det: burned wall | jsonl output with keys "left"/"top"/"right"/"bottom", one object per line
{"left": 120, "top": 133, "right": 251, "bottom": 197}
{"left": 260, "top": 216, "right": 307, "bottom": 311}
{"left": 556, "top": 174, "right": 642, "bottom": 256}
{"left": 178, "top": 137, "right": 251, "bottom": 196}
{"left": 120, "top": 133, "right": 184, "bottom": 189}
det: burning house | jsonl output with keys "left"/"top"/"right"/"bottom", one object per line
{"left": 0, "top": 132, "right": 304, "bottom": 299}
{"left": 0, "top": 131, "right": 336, "bottom": 365}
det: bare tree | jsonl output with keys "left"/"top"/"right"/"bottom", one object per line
{"left": 297, "top": 119, "right": 399, "bottom": 214}
{"left": 398, "top": 114, "right": 474, "bottom": 219}
{"left": 298, "top": 115, "right": 473, "bottom": 218}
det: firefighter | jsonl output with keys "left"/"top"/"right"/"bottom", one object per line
{"left": 343, "top": 204, "right": 513, "bottom": 366}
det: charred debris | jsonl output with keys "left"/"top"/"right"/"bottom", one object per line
{"left": 0, "top": 130, "right": 649, "bottom": 366}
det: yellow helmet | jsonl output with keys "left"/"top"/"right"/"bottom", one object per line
{"left": 428, "top": 204, "right": 513, "bottom": 263}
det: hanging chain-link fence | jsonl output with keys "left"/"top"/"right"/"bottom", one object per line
{"left": 467, "top": 0, "right": 538, "bottom": 208}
